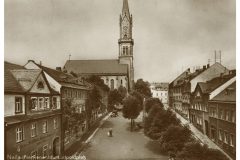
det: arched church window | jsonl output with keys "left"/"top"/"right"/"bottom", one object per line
{"left": 121, "top": 79, "right": 123, "bottom": 85}
{"left": 126, "top": 47, "right": 128, "bottom": 55}
{"left": 111, "top": 79, "right": 114, "bottom": 90}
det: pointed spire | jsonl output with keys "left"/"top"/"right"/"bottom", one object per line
{"left": 122, "top": 0, "right": 130, "bottom": 19}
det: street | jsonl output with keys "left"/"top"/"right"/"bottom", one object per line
{"left": 79, "top": 113, "right": 168, "bottom": 160}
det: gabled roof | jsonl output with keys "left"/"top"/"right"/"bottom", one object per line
{"left": 170, "top": 69, "right": 191, "bottom": 87}
{"left": 210, "top": 82, "right": 236, "bottom": 102}
{"left": 38, "top": 64, "right": 74, "bottom": 83}
{"left": 63, "top": 60, "right": 128, "bottom": 75}
{"left": 10, "top": 69, "right": 42, "bottom": 92}
{"left": 4, "top": 62, "right": 25, "bottom": 93}
{"left": 25, "top": 60, "right": 91, "bottom": 90}
{"left": 197, "top": 73, "right": 235, "bottom": 94}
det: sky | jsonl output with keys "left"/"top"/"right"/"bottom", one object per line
{"left": 4, "top": 0, "right": 236, "bottom": 82}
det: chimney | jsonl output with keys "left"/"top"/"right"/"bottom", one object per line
{"left": 203, "top": 65, "right": 206, "bottom": 70}
{"left": 39, "top": 61, "right": 42, "bottom": 66}
{"left": 207, "top": 64, "right": 210, "bottom": 68}
{"left": 56, "top": 67, "right": 62, "bottom": 71}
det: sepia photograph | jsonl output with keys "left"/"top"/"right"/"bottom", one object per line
{"left": 3, "top": 0, "right": 237, "bottom": 159}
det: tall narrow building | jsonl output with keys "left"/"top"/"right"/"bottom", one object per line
{"left": 63, "top": 0, "right": 135, "bottom": 91}
{"left": 119, "top": 0, "right": 134, "bottom": 90}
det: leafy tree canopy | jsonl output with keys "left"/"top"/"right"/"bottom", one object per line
{"left": 133, "top": 79, "right": 152, "bottom": 98}
{"left": 158, "top": 125, "right": 192, "bottom": 153}
{"left": 122, "top": 95, "right": 141, "bottom": 120}
{"left": 86, "top": 75, "right": 110, "bottom": 91}
{"left": 145, "top": 98, "right": 163, "bottom": 113}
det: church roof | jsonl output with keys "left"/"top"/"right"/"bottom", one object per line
{"left": 63, "top": 60, "right": 128, "bottom": 76}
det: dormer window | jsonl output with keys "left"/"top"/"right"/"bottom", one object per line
{"left": 37, "top": 81, "right": 44, "bottom": 89}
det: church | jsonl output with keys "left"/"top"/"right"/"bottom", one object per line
{"left": 63, "top": 0, "right": 134, "bottom": 91}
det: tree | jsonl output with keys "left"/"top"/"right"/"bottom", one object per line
{"left": 145, "top": 98, "right": 163, "bottom": 113}
{"left": 85, "top": 86, "right": 102, "bottom": 128}
{"left": 158, "top": 125, "right": 192, "bottom": 154}
{"left": 122, "top": 95, "right": 141, "bottom": 131}
{"left": 144, "top": 103, "right": 162, "bottom": 135}
{"left": 108, "top": 89, "right": 123, "bottom": 111}
{"left": 85, "top": 75, "right": 109, "bottom": 92}
{"left": 118, "top": 85, "right": 127, "bottom": 99}
{"left": 177, "top": 142, "right": 228, "bottom": 160}
{"left": 134, "top": 79, "right": 152, "bottom": 98}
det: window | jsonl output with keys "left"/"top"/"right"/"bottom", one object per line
{"left": 224, "top": 131, "right": 228, "bottom": 144}
{"left": 226, "top": 111, "right": 230, "bottom": 121}
{"left": 31, "top": 97, "right": 38, "bottom": 110}
{"left": 231, "top": 111, "right": 235, "bottom": 123}
{"left": 42, "top": 144, "right": 48, "bottom": 158}
{"left": 126, "top": 46, "right": 128, "bottom": 55}
{"left": 42, "top": 121, "right": 48, "bottom": 134}
{"left": 110, "top": 79, "right": 114, "bottom": 90}
{"left": 15, "top": 97, "right": 23, "bottom": 113}
{"left": 44, "top": 97, "right": 50, "bottom": 109}
{"left": 53, "top": 118, "right": 57, "bottom": 129}
{"left": 229, "top": 134, "right": 234, "bottom": 147}
{"left": 218, "top": 129, "right": 223, "bottom": 141}
{"left": 16, "top": 127, "right": 24, "bottom": 142}
{"left": 31, "top": 151, "right": 37, "bottom": 160}
{"left": 219, "top": 109, "right": 224, "bottom": 119}
{"left": 31, "top": 123, "right": 37, "bottom": 137}
{"left": 52, "top": 97, "right": 57, "bottom": 109}
{"left": 37, "top": 81, "right": 44, "bottom": 89}
{"left": 38, "top": 97, "right": 44, "bottom": 109}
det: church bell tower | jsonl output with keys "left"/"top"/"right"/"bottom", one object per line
{"left": 119, "top": 0, "right": 134, "bottom": 90}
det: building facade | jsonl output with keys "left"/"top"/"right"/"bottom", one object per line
{"left": 63, "top": 0, "right": 134, "bottom": 91}
{"left": 24, "top": 60, "right": 92, "bottom": 152}
{"left": 4, "top": 62, "right": 62, "bottom": 159}
{"left": 208, "top": 81, "right": 236, "bottom": 159}
{"left": 189, "top": 73, "right": 235, "bottom": 136}
{"left": 150, "top": 83, "right": 169, "bottom": 104}
{"left": 169, "top": 63, "right": 229, "bottom": 119}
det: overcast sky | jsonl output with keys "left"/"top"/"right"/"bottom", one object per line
{"left": 4, "top": 0, "right": 236, "bottom": 82}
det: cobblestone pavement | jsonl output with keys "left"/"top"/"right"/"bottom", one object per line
{"left": 79, "top": 112, "right": 168, "bottom": 160}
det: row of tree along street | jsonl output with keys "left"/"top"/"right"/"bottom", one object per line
{"left": 144, "top": 97, "right": 229, "bottom": 160}
{"left": 110, "top": 78, "right": 230, "bottom": 160}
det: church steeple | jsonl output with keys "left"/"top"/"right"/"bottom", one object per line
{"left": 118, "top": 0, "right": 134, "bottom": 90}
{"left": 122, "top": 0, "right": 131, "bottom": 19}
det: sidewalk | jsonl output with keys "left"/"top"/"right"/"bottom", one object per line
{"left": 172, "top": 110, "right": 232, "bottom": 160}
{"left": 64, "top": 113, "right": 110, "bottom": 156}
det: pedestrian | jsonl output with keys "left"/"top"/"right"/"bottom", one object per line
{"left": 109, "top": 128, "right": 113, "bottom": 137}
